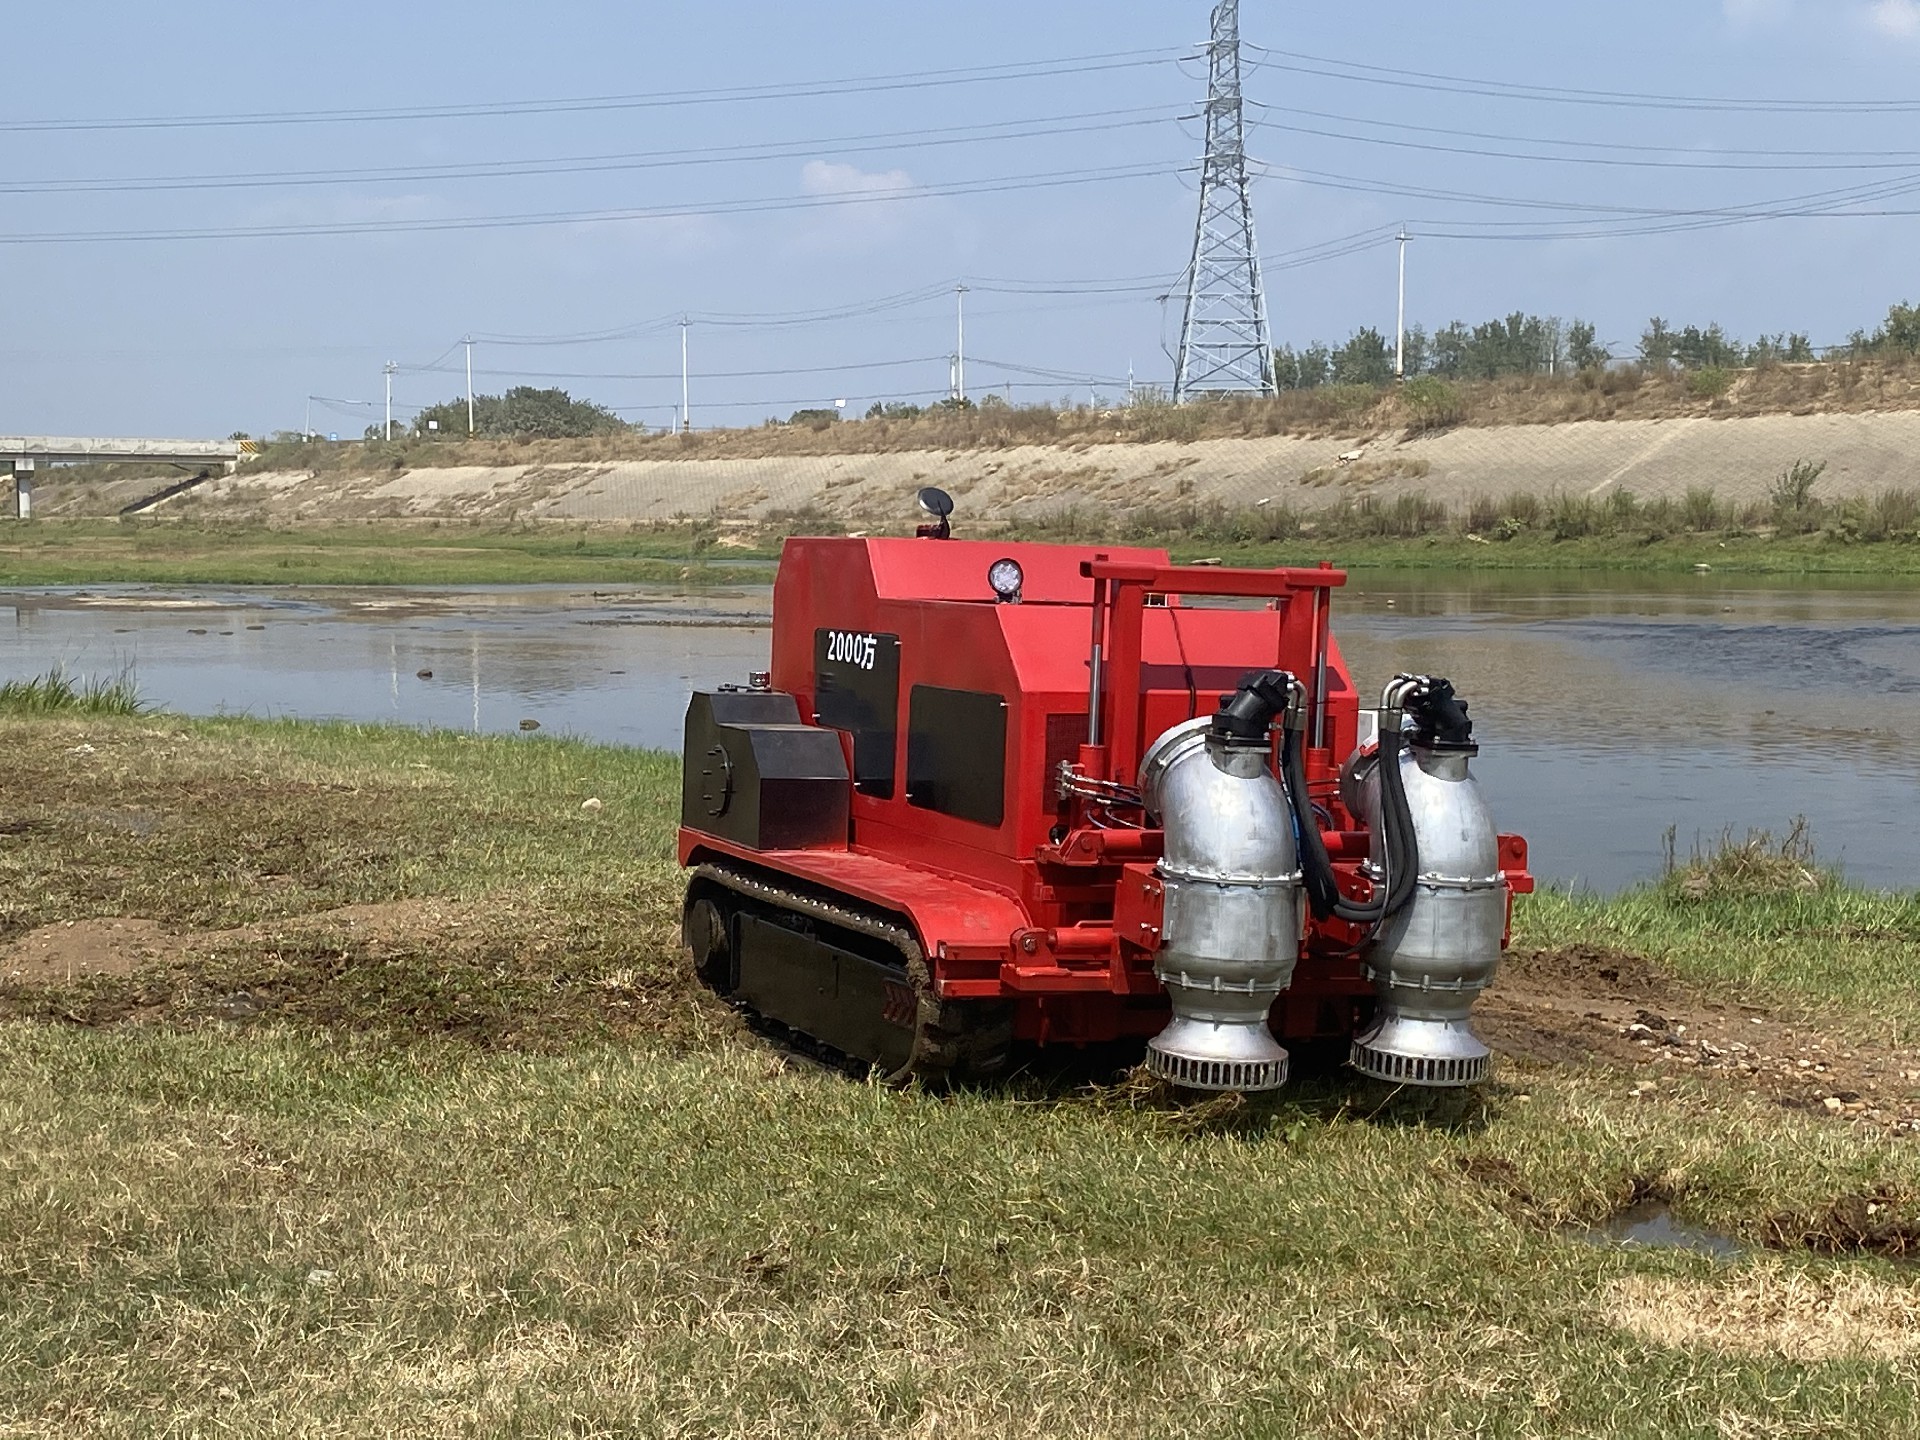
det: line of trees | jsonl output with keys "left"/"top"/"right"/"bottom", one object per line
{"left": 1274, "top": 300, "right": 1919, "bottom": 390}
{"left": 1274, "top": 313, "right": 1609, "bottom": 390}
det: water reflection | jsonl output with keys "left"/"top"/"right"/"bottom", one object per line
{"left": 1, "top": 574, "right": 1915, "bottom": 893}
{"left": 0, "top": 584, "right": 771, "bottom": 752}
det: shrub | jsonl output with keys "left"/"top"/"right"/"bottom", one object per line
{"left": 1401, "top": 376, "right": 1465, "bottom": 434}
{"left": 1770, "top": 458, "right": 1826, "bottom": 512}
{"left": 1870, "top": 487, "right": 1920, "bottom": 540}
{"left": 1662, "top": 818, "right": 1829, "bottom": 901}
{"left": 1499, "top": 492, "right": 1543, "bottom": 532}
{"left": 1546, "top": 492, "right": 1597, "bottom": 540}
{"left": 1681, "top": 485, "right": 1723, "bottom": 531}
{"left": 1687, "top": 366, "right": 1733, "bottom": 399}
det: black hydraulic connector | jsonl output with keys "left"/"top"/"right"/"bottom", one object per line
{"left": 1404, "top": 677, "right": 1476, "bottom": 751}
{"left": 1211, "top": 670, "right": 1296, "bottom": 744}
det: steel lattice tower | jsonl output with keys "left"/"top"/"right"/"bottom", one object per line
{"left": 1174, "top": 0, "right": 1276, "bottom": 402}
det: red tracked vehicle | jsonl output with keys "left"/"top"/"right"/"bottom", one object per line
{"left": 679, "top": 499, "right": 1532, "bottom": 1090}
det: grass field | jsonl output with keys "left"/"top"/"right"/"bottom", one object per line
{"left": 4, "top": 515, "right": 1920, "bottom": 589}
{"left": 2, "top": 708, "right": 1919, "bottom": 1436}
{"left": 0, "top": 519, "right": 774, "bottom": 587}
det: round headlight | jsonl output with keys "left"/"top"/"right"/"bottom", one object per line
{"left": 988, "top": 557, "right": 1024, "bottom": 604}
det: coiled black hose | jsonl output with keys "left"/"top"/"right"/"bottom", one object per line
{"left": 1205, "top": 667, "right": 1421, "bottom": 927}
{"left": 1288, "top": 708, "right": 1418, "bottom": 926}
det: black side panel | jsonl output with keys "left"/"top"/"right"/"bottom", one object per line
{"left": 907, "top": 686, "right": 1007, "bottom": 828}
{"left": 813, "top": 629, "right": 900, "bottom": 799}
{"left": 734, "top": 914, "right": 916, "bottom": 1072}
{"left": 683, "top": 691, "right": 850, "bottom": 849}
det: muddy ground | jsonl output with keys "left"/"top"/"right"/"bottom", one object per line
{"left": 6, "top": 905, "right": 1919, "bottom": 1141}
{"left": 1484, "top": 942, "right": 1920, "bottom": 1136}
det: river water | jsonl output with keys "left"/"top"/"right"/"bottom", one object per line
{"left": 3, "top": 573, "right": 1915, "bottom": 894}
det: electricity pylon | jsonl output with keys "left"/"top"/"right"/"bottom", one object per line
{"left": 1174, "top": 0, "right": 1276, "bottom": 402}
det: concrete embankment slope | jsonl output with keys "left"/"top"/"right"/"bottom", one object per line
{"left": 128, "top": 408, "right": 1920, "bottom": 523}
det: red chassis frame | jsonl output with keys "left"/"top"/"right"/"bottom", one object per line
{"left": 680, "top": 536, "right": 1532, "bottom": 1048}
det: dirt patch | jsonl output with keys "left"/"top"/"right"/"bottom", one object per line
{"left": 1765, "top": 1189, "right": 1920, "bottom": 1259}
{"left": 1, "top": 918, "right": 178, "bottom": 983}
{"left": 0, "top": 898, "right": 703, "bottom": 1052}
{"left": 1483, "top": 944, "right": 1920, "bottom": 1135}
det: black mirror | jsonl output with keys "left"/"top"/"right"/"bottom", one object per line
{"left": 916, "top": 486, "right": 955, "bottom": 539}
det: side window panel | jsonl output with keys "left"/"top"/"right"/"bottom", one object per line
{"left": 907, "top": 686, "right": 1007, "bottom": 827}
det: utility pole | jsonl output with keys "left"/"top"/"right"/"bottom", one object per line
{"left": 1174, "top": 0, "right": 1276, "bottom": 402}
{"left": 465, "top": 336, "right": 475, "bottom": 435}
{"left": 1395, "top": 229, "right": 1411, "bottom": 380}
{"left": 680, "top": 317, "right": 690, "bottom": 433}
{"left": 383, "top": 361, "right": 397, "bottom": 441}
{"left": 304, "top": 395, "right": 313, "bottom": 442}
{"left": 955, "top": 284, "right": 969, "bottom": 403}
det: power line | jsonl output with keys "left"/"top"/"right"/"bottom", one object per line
{"left": 1248, "top": 100, "right": 1920, "bottom": 164}
{"left": 0, "top": 107, "right": 1181, "bottom": 197}
{"left": 0, "top": 160, "right": 1183, "bottom": 246}
{"left": 0, "top": 49, "right": 1183, "bottom": 134}
{"left": 1247, "top": 45, "right": 1920, "bottom": 114}
{"left": 1271, "top": 163, "right": 1920, "bottom": 228}
{"left": 1254, "top": 115, "right": 1920, "bottom": 174}
{"left": 401, "top": 355, "right": 952, "bottom": 382}
{"left": 971, "top": 355, "right": 1133, "bottom": 385}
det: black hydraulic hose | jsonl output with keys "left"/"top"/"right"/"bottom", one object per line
{"left": 1215, "top": 667, "right": 1422, "bottom": 927}
{"left": 1285, "top": 721, "right": 1344, "bottom": 921}
{"left": 1379, "top": 722, "right": 1421, "bottom": 917}
{"left": 1287, "top": 712, "right": 1418, "bottom": 926}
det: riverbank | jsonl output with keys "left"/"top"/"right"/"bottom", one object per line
{"left": 21, "top": 403, "right": 1920, "bottom": 545}
{"left": 0, "top": 519, "right": 770, "bottom": 587}
{"left": 1, "top": 707, "right": 1918, "bottom": 1434}
{"left": 4, "top": 516, "right": 1920, "bottom": 587}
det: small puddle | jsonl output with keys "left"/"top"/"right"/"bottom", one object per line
{"left": 1577, "top": 1201, "right": 1745, "bottom": 1261}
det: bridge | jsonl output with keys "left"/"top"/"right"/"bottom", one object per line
{"left": 2, "top": 436, "right": 252, "bottom": 519}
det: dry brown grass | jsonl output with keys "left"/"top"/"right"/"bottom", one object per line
{"left": 1605, "top": 1267, "right": 1920, "bottom": 1362}
{"left": 192, "top": 358, "right": 1920, "bottom": 478}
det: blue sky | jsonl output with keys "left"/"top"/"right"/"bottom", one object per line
{"left": 4, "top": 0, "right": 1918, "bottom": 437}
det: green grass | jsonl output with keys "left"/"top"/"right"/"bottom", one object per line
{"left": 2, "top": 713, "right": 1920, "bottom": 1434}
{"left": 1166, "top": 530, "right": 1920, "bottom": 574}
{"left": 1522, "top": 824, "right": 1920, "bottom": 1032}
{"left": 0, "top": 666, "right": 146, "bottom": 716}
{"left": 0, "top": 519, "right": 778, "bottom": 587}
{"left": 9, "top": 512, "right": 1920, "bottom": 590}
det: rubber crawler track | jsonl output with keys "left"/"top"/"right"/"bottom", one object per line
{"left": 687, "top": 859, "right": 1014, "bottom": 1086}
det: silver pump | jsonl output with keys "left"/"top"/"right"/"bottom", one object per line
{"left": 1345, "top": 675, "right": 1507, "bottom": 1087}
{"left": 1138, "top": 684, "right": 1303, "bottom": 1093}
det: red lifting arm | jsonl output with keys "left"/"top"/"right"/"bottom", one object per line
{"left": 1078, "top": 559, "right": 1346, "bottom": 785}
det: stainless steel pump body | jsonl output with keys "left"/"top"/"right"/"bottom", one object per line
{"left": 1139, "top": 717, "right": 1302, "bottom": 1091}
{"left": 1349, "top": 740, "right": 1506, "bottom": 1086}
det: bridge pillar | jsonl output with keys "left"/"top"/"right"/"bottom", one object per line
{"left": 12, "top": 459, "right": 32, "bottom": 520}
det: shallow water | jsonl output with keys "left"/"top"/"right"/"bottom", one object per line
{"left": 1576, "top": 1201, "right": 1745, "bottom": 1261}
{"left": 2, "top": 570, "right": 1915, "bottom": 893}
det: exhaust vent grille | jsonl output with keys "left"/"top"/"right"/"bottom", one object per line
{"left": 1146, "top": 1045, "right": 1288, "bottom": 1093}
{"left": 1349, "top": 1041, "right": 1490, "bottom": 1088}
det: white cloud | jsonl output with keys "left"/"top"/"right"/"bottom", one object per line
{"left": 784, "top": 162, "right": 923, "bottom": 256}
{"left": 1867, "top": 0, "right": 1920, "bottom": 37}
{"left": 800, "top": 161, "right": 915, "bottom": 199}
{"left": 1723, "top": 0, "right": 1792, "bottom": 25}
